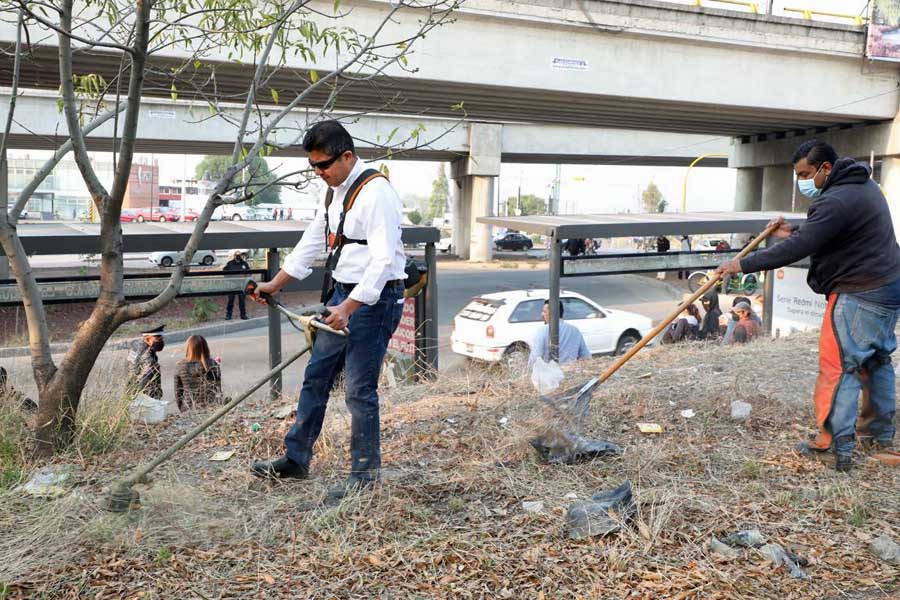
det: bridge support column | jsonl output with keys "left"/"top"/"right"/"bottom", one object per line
{"left": 734, "top": 167, "right": 763, "bottom": 211}
{"left": 452, "top": 122, "right": 502, "bottom": 262}
{"left": 449, "top": 166, "right": 468, "bottom": 259}
{"left": 762, "top": 165, "right": 795, "bottom": 212}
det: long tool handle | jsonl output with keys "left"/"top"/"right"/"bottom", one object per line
{"left": 594, "top": 223, "right": 779, "bottom": 386}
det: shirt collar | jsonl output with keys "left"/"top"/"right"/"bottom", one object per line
{"left": 333, "top": 157, "right": 365, "bottom": 194}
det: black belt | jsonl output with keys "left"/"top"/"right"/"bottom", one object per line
{"left": 336, "top": 280, "right": 403, "bottom": 293}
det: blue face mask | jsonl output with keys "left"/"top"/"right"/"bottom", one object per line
{"left": 797, "top": 166, "right": 824, "bottom": 198}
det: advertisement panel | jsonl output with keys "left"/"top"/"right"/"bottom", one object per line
{"left": 388, "top": 298, "right": 417, "bottom": 356}
{"left": 771, "top": 267, "right": 826, "bottom": 337}
{"left": 866, "top": 1, "right": 900, "bottom": 62}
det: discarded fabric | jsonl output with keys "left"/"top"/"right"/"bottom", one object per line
{"left": 566, "top": 480, "right": 635, "bottom": 540}
{"left": 530, "top": 432, "right": 623, "bottom": 465}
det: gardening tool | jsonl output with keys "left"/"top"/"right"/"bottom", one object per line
{"left": 104, "top": 282, "right": 346, "bottom": 513}
{"left": 244, "top": 278, "right": 350, "bottom": 342}
{"left": 543, "top": 223, "right": 780, "bottom": 419}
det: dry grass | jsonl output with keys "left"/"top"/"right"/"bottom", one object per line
{"left": 1, "top": 332, "right": 899, "bottom": 599}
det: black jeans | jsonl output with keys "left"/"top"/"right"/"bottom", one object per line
{"left": 284, "top": 281, "right": 403, "bottom": 479}
{"left": 226, "top": 292, "right": 246, "bottom": 318}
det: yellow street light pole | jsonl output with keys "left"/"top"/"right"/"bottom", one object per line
{"left": 682, "top": 153, "right": 728, "bottom": 213}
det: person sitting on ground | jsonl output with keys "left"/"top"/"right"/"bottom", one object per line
{"left": 727, "top": 301, "right": 762, "bottom": 344}
{"left": 174, "top": 335, "right": 223, "bottom": 411}
{"left": 0, "top": 366, "right": 36, "bottom": 411}
{"left": 127, "top": 324, "right": 165, "bottom": 400}
{"left": 698, "top": 289, "right": 722, "bottom": 340}
{"left": 661, "top": 303, "right": 700, "bottom": 344}
{"left": 528, "top": 300, "right": 591, "bottom": 366}
{"left": 722, "top": 296, "right": 762, "bottom": 344}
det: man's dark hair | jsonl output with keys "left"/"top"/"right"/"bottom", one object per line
{"left": 302, "top": 120, "right": 355, "bottom": 157}
{"left": 543, "top": 299, "right": 564, "bottom": 317}
{"left": 791, "top": 139, "right": 838, "bottom": 168}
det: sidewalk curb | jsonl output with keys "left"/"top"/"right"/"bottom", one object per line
{"left": 0, "top": 302, "right": 323, "bottom": 359}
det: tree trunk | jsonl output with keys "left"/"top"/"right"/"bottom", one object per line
{"left": 34, "top": 305, "right": 121, "bottom": 454}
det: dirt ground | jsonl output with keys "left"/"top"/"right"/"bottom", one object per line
{"left": 1, "top": 331, "right": 899, "bottom": 599}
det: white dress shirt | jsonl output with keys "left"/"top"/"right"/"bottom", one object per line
{"left": 283, "top": 159, "right": 407, "bottom": 305}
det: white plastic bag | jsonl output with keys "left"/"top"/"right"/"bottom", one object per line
{"left": 129, "top": 393, "right": 172, "bottom": 424}
{"left": 531, "top": 357, "right": 564, "bottom": 394}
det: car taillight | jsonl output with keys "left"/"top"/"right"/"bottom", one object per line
{"left": 486, "top": 325, "right": 495, "bottom": 338}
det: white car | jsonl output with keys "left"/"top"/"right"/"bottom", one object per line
{"left": 437, "top": 237, "right": 453, "bottom": 253}
{"left": 450, "top": 289, "right": 654, "bottom": 362}
{"left": 149, "top": 250, "right": 217, "bottom": 268}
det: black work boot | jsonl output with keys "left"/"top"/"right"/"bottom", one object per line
{"left": 251, "top": 455, "right": 309, "bottom": 480}
{"left": 833, "top": 435, "right": 855, "bottom": 473}
{"left": 835, "top": 454, "right": 853, "bottom": 473}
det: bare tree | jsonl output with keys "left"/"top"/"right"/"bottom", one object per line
{"left": 0, "top": 0, "right": 460, "bottom": 455}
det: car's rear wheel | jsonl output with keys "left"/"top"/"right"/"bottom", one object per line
{"left": 503, "top": 342, "right": 530, "bottom": 371}
{"left": 136, "top": 215, "right": 145, "bottom": 223}
{"left": 615, "top": 331, "right": 641, "bottom": 356}
{"left": 159, "top": 216, "right": 167, "bottom": 222}
{"left": 202, "top": 254, "right": 215, "bottom": 266}
{"left": 231, "top": 214, "right": 242, "bottom": 221}
{"left": 160, "top": 256, "right": 174, "bottom": 267}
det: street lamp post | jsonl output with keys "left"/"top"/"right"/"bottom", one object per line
{"left": 682, "top": 153, "right": 728, "bottom": 213}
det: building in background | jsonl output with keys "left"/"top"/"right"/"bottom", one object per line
{"left": 8, "top": 156, "right": 114, "bottom": 220}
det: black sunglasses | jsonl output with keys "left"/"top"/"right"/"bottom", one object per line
{"left": 308, "top": 151, "right": 347, "bottom": 171}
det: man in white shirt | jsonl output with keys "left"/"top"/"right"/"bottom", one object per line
{"left": 528, "top": 300, "right": 591, "bottom": 367}
{"left": 250, "top": 121, "right": 406, "bottom": 500}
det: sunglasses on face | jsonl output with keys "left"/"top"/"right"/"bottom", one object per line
{"left": 308, "top": 152, "right": 345, "bottom": 171}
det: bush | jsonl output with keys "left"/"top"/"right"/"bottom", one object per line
{"left": 0, "top": 392, "right": 28, "bottom": 490}
{"left": 191, "top": 298, "right": 219, "bottom": 323}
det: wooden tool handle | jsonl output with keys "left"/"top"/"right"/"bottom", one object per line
{"left": 594, "top": 223, "right": 779, "bottom": 386}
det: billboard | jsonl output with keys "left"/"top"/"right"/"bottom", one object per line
{"left": 867, "top": 1, "right": 900, "bottom": 61}
{"left": 771, "top": 267, "right": 826, "bottom": 337}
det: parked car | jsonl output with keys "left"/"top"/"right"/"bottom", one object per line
{"left": 494, "top": 232, "right": 533, "bottom": 252}
{"left": 696, "top": 239, "right": 730, "bottom": 251}
{"left": 437, "top": 237, "right": 453, "bottom": 253}
{"left": 148, "top": 249, "right": 217, "bottom": 268}
{"left": 450, "top": 289, "right": 653, "bottom": 363}
{"left": 120, "top": 207, "right": 175, "bottom": 223}
{"left": 180, "top": 209, "right": 200, "bottom": 222}
{"left": 212, "top": 205, "right": 266, "bottom": 221}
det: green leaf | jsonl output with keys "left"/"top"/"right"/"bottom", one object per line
{"left": 270, "top": 88, "right": 279, "bottom": 104}
{"left": 193, "top": 59, "right": 202, "bottom": 70}
{"left": 309, "top": 69, "right": 319, "bottom": 83}
{"left": 451, "top": 101, "right": 465, "bottom": 111}
{"left": 333, "top": 0, "right": 340, "bottom": 12}
{"left": 386, "top": 127, "right": 398, "bottom": 143}
{"left": 56, "top": 97, "right": 64, "bottom": 114}
{"left": 379, "top": 163, "right": 390, "bottom": 178}
{"left": 170, "top": 82, "right": 178, "bottom": 102}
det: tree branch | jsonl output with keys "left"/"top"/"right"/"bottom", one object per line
{"left": 0, "top": 7, "right": 23, "bottom": 163}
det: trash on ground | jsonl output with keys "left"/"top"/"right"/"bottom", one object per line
{"left": 129, "top": 393, "right": 173, "bottom": 424}
{"left": 869, "top": 534, "right": 900, "bottom": 564}
{"left": 731, "top": 400, "right": 752, "bottom": 420}
{"left": 499, "top": 416, "right": 510, "bottom": 427}
{"left": 758, "top": 543, "right": 810, "bottom": 580}
{"left": 530, "top": 431, "right": 623, "bottom": 465}
{"left": 635, "top": 372, "right": 653, "bottom": 380}
{"left": 522, "top": 501, "right": 544, "bottom": 513}
{"left": 18, "top": 465, "right": 75, "bottom": 498}
{"left": 637, "top": 422, "right": 663, "bottom": 434}
{"left": 566, "top": 480, "right": 635, "bottom": 540}
{"left": 274, "top": 404, "right": 295, "bottom": 419}
{"left": 709, "top": 537, "right": 741, "bottom": 558}
{"left": 680, "top": 409, "right": 696, "bottom": 419}
{"left": 721, "top": 529, "right": 766, "bottom": 548}
{"left": 531, "top": 357, "right": 564, "bottom": 394}
{"left": 563, "top": 492, "right": 578, "bottom": 500}
{"left": 209, "top": 450, "right": 236, "bottom": 462}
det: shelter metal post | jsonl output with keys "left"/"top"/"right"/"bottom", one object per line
{"left": 762, "top": 239, "right": 774, "bottom": 336}
{"left": 424, "top": 241, "right": 438, "bottom": 376}
{"left": 266, "top": 247, "right": 282, "bottom": 399}
{"left": 549, "top": 234, "right": 561, "bottom": 361}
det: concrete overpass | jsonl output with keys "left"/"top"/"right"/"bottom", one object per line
{"left": 4, "top": 0, "right": 900, "bottom": 258}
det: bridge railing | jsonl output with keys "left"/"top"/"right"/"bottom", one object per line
{"left": 783, "top": 7, "right": 866, "bottom": 26}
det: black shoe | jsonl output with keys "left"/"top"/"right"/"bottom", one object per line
{"left": 326, "top": 476, "right": 375, "bottom": 501}
{"left": 240, "top": 315, "right": 249, "bottom": 320}
{"left": 225, "top": 316, "right": 233, "bottom": 321}
{"left": 874, "top": 439, "right": 895, "bottom": 452}
{"left": 835, "top": 454, "right": 853, "bottom": 473}
{"left": 251, "top": 456, "right": 309, "bottom": 480}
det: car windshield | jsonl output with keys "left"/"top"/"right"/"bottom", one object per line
{"left": 509, "top": 299, "right": 544, "bottom": 323}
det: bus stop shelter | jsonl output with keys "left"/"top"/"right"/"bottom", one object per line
{"left": 477, "top": 211, "right": 807, "bottom": 358}
{"left": 1, "top": 220, "right": 440, "bottom": 393}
